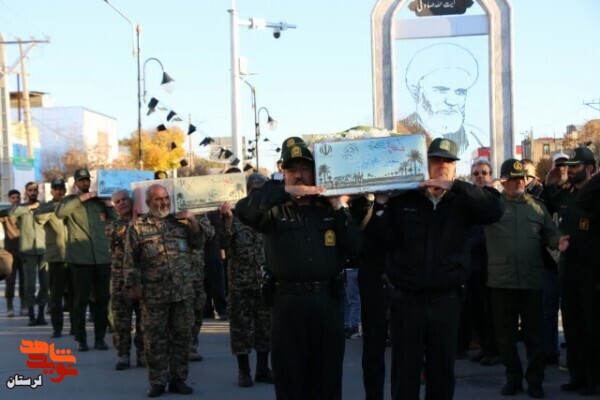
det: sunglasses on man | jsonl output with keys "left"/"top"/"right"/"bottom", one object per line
{"left": 472, "top": 170, "right": 489, "bottom": 176}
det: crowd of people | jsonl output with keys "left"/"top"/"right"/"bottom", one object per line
{"left": 0, "top": 134, "right": 598, "bottom": 399}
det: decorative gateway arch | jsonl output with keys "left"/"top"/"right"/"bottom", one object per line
{"left": 371, "top": 0, "right": 515, "bottom": 176}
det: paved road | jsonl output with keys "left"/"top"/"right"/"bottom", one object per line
{"left": 0, "top": 300, "right": 585, "bottom": 399}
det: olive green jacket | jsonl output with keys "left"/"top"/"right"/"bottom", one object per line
{"left": 0, "top": 203, "right": 45, "bottom": 256}
{"left": 485, "top": 193, "right": 563, "bottom": 290}
{"left": 55, "top": 195, "right": 116, "bottom": 265}
{"left": 35, "top": 201, "right": 67, "bottom": 263}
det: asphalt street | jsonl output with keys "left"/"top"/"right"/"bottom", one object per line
{"left": 0, "top": 289, "right": 586, "bottom": 399}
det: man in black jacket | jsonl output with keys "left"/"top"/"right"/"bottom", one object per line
{"left": 370, "top": 138, "right": 504, "bottom": 400}
{"left": 236, "top": 137, "right": 363, "bottom": 400}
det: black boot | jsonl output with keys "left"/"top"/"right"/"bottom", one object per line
{"left": 27, "top": 307, "right": 37, "bottom": 326}
{"left": 36, "top": 306, "right": 48, "bottom": 325}
{"left": 237, "top": 354, "right": 253, "bottom": 387}
{"left": 255, "top": 351, "right": 274, "bottom": 383}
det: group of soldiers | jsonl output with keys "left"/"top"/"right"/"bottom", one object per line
{"left": 1, "top": 133, "right": 598, "bottom": 399}
{"left": 1, "top": 168, "right": 275, "bottom": 397}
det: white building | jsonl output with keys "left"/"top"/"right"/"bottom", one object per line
{"left": 10, "top": 92, "right": 119, "bottom": 173}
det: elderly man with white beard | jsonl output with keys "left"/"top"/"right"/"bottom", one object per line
{"left": 398, "top": 43, "right": 486, "bottom": 165}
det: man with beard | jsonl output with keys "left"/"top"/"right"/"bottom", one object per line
{"left": 56, "top": 168, "right": 114, "bottom": 351}
{"left": 544, "top": 147, "right": 599, "bottom": 396}
{"left": 398, "top": 44, "right": 485, "bottom": 172}
{"left": 124, "top": 184, "right": 203, "bottom": 397}
{"left": 236, "top": 137, "right": 363, "bottom": 400}
{"left": 369, "top": 138, "right": 503, "bottom": 400}
{"left": 35, "top": 178, "right": 71, "bottom": 338}
{"left": 0, "top": 182, "right": 47, "bottom": 326}
{"left": 105, "top": 189, "right": 144, "bottom": 370}
{"left": 485, "top": 159, "right": 569, "bottom": 398}
{"left": 1, "top": 189, "right": 24, "bottom": 317}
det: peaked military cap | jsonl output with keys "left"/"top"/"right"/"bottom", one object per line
{"left": 50, "top": 178, "right": 66, "bottom": 188}
{"left": 281, "top": 136, "right": 314, "bottom": 169}
{"left": 73, "top": 168, "right": 91, "bottom": 181}
{"left": 427, "top": 138, "right": 460, "bottom": 161}
{"left": 500, "top": 158, "right": 527, "bottom": 179}
{"left": 563, "top": 147, "right": 595, "bottom": 166}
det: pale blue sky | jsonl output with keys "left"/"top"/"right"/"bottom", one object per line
{"left": 1, "top": 0, "right": 598, "bottom": 171}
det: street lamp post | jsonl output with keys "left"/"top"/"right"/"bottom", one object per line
{"left": 103, "top": 0, "right": 143, "bottom": 170}
{"left": 228, "top": 0, "right": 295, "bottom": 165}
{"left": 242, "top": 80, "right": 276, "bottom": 170}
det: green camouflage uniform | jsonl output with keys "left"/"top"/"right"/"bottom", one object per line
{"left": 222, "top": 216, "right": 271, "bottom": 355}
{"left": 190, "top": 214, "right": 215, "bottom": 353}
{"left": 105, "top": 217, "right": 143, "bottom": 360}
{"left": 123, "top": 213, "right": 201, "bottom": 386}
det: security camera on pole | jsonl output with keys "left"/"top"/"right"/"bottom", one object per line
{"left": 228, "top": 0, "right": 296, "bottom": 166}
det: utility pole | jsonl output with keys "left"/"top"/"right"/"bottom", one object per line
{"left": 0, "top": 35, "right": 49, "bottom": 201}
{"left": 19, "top": 40, "right": 34, "bottom": 158}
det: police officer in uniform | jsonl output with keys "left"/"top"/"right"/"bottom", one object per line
{"left": 370, "top": 138, "right": 504, "bottom": 400}
{"left": 236, "top": 137, "right": 363, "bottom": 400}
{"left": 544, "top": 147, "right": 599, "bottom": 396}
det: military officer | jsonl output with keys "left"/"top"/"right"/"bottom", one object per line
{"left": 544, "top": 147, "right": 599, "bottom": 396}
{"left": 105, "top": 189, "right": 144, "bottom": 370}
{"left": 35, "top": 178, "right": 71, "bottom": 337}
{"left": 219, "top": 173, "right": 273, "bottom": 388}
{"left": 236, "top": 137, "right": 363, "bottom": 400}
{"left": 123, "top": 184, "right": 204, "bottom": 397}
{"left": 0, "top": 182, "right": 47, "bottom": 326}
{"left": 485, "top": 159, "right": 569, "bottom": 398}
{"left": 55, "top": 168, "right": 115, "bottom": 351}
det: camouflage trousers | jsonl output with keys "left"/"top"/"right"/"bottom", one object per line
{"left": 142, "top": 300, "right": 193, "bottom": 386}
{"left": 191, "top": 282, "right": 206, "bottom": 349}
{"left": 228, "top": 287, "right": 271, "bottom": 355}
{"left": 111, "top": 287, "right": 143, "bottom": 358}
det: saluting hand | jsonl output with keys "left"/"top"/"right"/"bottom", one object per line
{"left": 558, "top": 235, "right": 570, "bottom": 252}
{"left": 545, "top": 168, "right": 562, "bottom": 187}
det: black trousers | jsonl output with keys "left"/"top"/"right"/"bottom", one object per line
{"left": 358, "top": 269, "right": 388, "bottom": 400}
{"left": 49, "top": 262, "right": 73, "bottom": 333}
{"left": 271, "top": 293, "right": 344, "bottom": 400}
{"left": 4, "top": 249, "right": 23, "bottom": 300}
{"left": 490, "top": 288, "right": 545, "bottom": 386}
{"left": 561, "top": 279, "right": 600, "bottom": 387}
{"left": 70, "top": 263, "right": 111, "bottom": 344}
{"left": 389, "top": 289, "right": 460, "bottom": 400}
{"left": 203, "top": 262, "right": 227, "bottom": 317}
{"left": 463, "top": 270, "right": 498, "bottom": 356}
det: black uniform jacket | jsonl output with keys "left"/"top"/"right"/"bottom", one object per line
{"left": 236, "top": 181, "right": 363, "bottom": 282}
{"left": 368, "top": 180, "right": 504, "bottom": 291}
